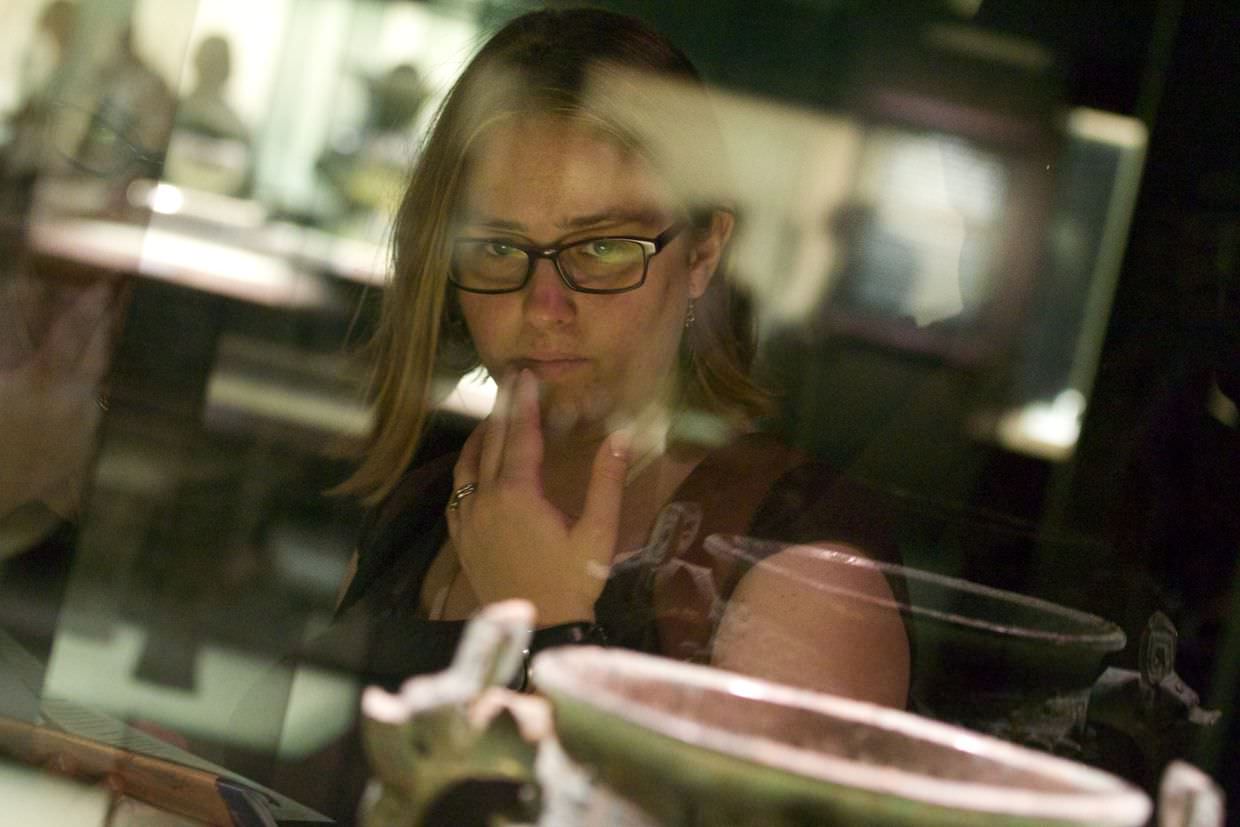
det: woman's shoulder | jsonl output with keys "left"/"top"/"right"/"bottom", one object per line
{"left": 675, "top": 432, "right": 902, "bottom": 566}
{"left": 648, "top": 431, "right": 813, "bottom": 584}
{"left": 672, "top": 432, "right": 806, "bottom": 501}
{"left": 340, "top": 451, "right": 458, "bottom": 615}
{"left": 362, "top": 452, "right": 458, "bottom": 544}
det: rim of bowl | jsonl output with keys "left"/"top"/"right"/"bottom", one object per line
{"left": 704, "top": 535, "right": 1127, "bottom": 651}
{"left": 531, "top": 647, "right": 1151, "bottom": 826}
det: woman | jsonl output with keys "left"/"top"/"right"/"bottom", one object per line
{"left": 330, "top": 7, "right": 909, "bottom": 709}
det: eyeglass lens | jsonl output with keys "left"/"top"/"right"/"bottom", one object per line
{"left": 452, "top": 237, "right": 648, "bottom": 292}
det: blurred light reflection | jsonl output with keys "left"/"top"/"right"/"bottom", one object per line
{"left": 991, "top": 389, "right": 1087, "bottom": 461}
{"left": 0, "top": 763, "right": 109, "bottom": 827}
{"left": 29, "top": 219, "right": 329, "bottom": 308}
{"left": 440, "top": 366, "right": 497, "bottom": 419}
{"left": 724, "top": 676, "right": 769, "bottom": 701}
{"left": 146, "top": 181, "right": 184, "bottom": 215}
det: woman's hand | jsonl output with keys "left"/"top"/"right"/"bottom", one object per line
{"left": 446, "top": 369, "right": 630, "bottom": 625}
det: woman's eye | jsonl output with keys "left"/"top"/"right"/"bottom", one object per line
{"left": 583, "top": 239, "right": 621, "bottom": 258}
{"left": 483, "top": 242, "right": 520, "bottom": 257}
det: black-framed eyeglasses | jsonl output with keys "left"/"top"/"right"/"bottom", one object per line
{"left": 449, "top": 222, "right": 687, "bottom": 295}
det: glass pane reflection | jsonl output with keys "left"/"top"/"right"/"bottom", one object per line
{"left": 0, "top": 0, "right": 1234, "bottom": 823}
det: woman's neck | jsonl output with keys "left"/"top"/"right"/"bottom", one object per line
{"left": 537, "top": 401, "right": 672, "bottom": 516}
{"left": 540, "top": 433, "right": 708, "bottom": 558}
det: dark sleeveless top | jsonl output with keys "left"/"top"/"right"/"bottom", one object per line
{"left": 310, "top": 433, "right": 906, "bottom": 692}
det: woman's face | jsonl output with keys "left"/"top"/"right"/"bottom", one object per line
{"left": 455, "top": 115, "right": 728, "bottom": 433}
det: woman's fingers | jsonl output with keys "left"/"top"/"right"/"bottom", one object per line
{"left": 478, "top": 371, "right": 515, "bottom": 482}
{"left": 577, "top": 429, "right": 631, "bottom": 562}
{"left": 456, "top": 419, "right": 485, "bottom": 482}
{"left": 449, "top": 422, "right": 487, "bottom": 535}
{"left": 497, "top": 369, "right": 543, "bottom": 485}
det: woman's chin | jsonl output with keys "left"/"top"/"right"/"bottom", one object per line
{"left": 541, "top": 384, "right": 616, "bottom": 439}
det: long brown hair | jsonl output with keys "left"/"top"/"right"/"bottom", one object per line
{"left": 342, "top": 8, "right": 770, "bottom": 504}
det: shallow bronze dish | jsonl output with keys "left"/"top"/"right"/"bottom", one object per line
{"left": 531, "top": 647, "right": 1150, "bottom": 827}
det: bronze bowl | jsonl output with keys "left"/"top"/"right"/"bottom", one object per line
{"left": 531, "top": 646, "right": 1150, "bottom": 827}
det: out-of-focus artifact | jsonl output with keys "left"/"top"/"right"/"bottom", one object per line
{"left": 1157, "top": 761, "right": 1225, "bottom": 827}
{"left": 359, "top": 600, "right": 548, "bottom": 827}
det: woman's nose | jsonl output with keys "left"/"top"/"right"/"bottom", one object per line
{"left": 522, "top": 257, "right": 575, "bottom": 327}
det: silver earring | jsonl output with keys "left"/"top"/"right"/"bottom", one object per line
{"left": 684, "top": 299, "right": 696, "bottom": 329}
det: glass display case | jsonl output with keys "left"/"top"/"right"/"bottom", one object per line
{"left": 1, "top": 0, "right": 1235, "bottom": 824}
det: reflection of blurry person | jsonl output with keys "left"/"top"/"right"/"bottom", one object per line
{"left": 366, "top": 63, "right": 425, "bottom": 134}
{"left": 16, "top": 0, "right": 77, "bottom": 112}
{"left": 317, "top": 63, "right": 427, "bottom": 229}
{"left": 166, "top": 34, "right": 252, "bottom": 196}
{"left": 1, "top": 2, "right": 78, "bottom": 234}
{"left": 75, "top": 26, "right": 175, "bottom": 193}
{"left": 6, "top": 22, "right": 175, "bottom": 220}
{"left": 178, "top": 36, "right": 247, "bottom": 142}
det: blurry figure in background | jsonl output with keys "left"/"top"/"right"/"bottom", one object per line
{"left": 11, "top": 0, "right": 78, "bottom": 125}
{"left": 165, "top": 34, "right": 252, "bottom": 197}
{"left": 317, "top": 62, "right": 427, "bottom": 234}
{"left": 19, "top": 1, "right": 78, "bottom": 96}
{"left": 70, "top": 25, "right": 174, "bottom": 211}
{"left": 175, "top": 36, "right": 248, "bottom": 147}
{"left": 5, "top": 19, "right": 174, "bottom": 221}
{"left": 1, "top": 1, "right": 79, "bottom": 232}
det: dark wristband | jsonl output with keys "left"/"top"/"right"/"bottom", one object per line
{"left": 531, "top": 621, "right": 608, "bottom": 653}
{"left": 516, "top": 622, "right": 608, "bottom": 692}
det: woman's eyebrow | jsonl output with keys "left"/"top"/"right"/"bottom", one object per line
{"left": 560, "top": 208, "right": 668, "bottom": 230}
{"left": 461, "top": 207, "right": 670, "bottom": 234}
{"left": 460, "top": 213, "right": 526, "bottom": 231}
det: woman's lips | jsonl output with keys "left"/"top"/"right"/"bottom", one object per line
{"left": 513, "top": 357, "right": 589, "bottom": 380}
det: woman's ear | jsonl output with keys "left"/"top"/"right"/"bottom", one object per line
{"left": 686, "top": 210, "right": 735, "bottom": 299}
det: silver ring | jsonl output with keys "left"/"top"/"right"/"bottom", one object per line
{"left": 447, "top": 482, "right": 477, "bottom": 511}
